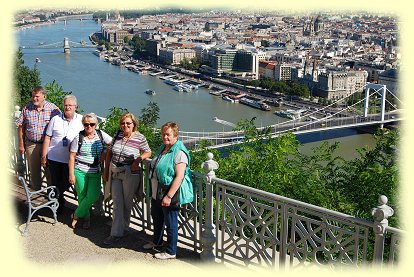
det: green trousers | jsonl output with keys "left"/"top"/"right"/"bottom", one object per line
{"left": 74, "top": 168, "right": 102, "bottom": 219}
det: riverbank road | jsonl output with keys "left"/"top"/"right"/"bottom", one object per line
{"left": 11, "top": 174, "right": 209, "bottom": 270}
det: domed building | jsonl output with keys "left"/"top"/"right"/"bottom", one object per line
{"left": 314, "top": 15, "right": 324, "bottom": 34}
{"left": 303, "top": 15, "right": 324, "bottom": 36}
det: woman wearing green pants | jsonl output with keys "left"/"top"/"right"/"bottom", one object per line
{"left": 68, "top": 113, "right": 112, "bottom": 229}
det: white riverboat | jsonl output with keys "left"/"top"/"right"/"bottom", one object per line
{"left": 173, "top": 85, "right": 184, "bottom": 92}
{"left": 274, "top": 109, "right": 306, "bottom": 120}
{"left": 239, "top": 97, "right": 271, "bottom": 111}
{"left": 222, "top": 95, "right": 236, "bottom": 103}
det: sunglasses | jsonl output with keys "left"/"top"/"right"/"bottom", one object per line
{"left": 121, "top": 122, "right": 133, "bottom": 125}
{"left": 83, "top": 123, "right": 96, "bottom": 127}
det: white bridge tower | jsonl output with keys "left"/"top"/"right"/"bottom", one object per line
{"left": 364, "top": 83, "right": 387, "bottom": 128}
{"left": 63, "top": 37, "right": 70, "bottom": 54}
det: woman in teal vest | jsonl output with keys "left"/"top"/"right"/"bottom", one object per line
{"left": 143, "top": 122, "right": 193, "bottom": 260}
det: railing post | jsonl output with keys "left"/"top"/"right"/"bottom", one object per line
{"left": 13, "top": 106, "right": 25, "bottom": 177}
{"left": 371, "top": 195, "right": 394, "bottom": 264}
{"left": 200, "top": 152, "right": 219, "bottom": 262}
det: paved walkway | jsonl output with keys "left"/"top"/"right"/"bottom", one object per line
{"left": 10, "top": 174, "right": 217, "bottom": 271}
{"left": 14, "top": 200, "right": 203, "bottom": 266}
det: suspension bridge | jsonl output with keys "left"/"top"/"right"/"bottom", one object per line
{"left": 21, "top": 37, "right": 96, "bottom": 53}
{"left": 181, "top": 83, "right": 402, "bottom": 149}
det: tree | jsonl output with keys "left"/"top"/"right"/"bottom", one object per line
{"left": 130, "top": 35, "right": 147, "bottom": 58}
{"left": 138, "top": 102, "right": 162, "bottom": 152}
{"left": 100, "top": 107, "right": 128, "bottom": 137}
{"left": 139, "top": 101, "right": 160, "bottom": 128}
{"left": 337, "top": 128, "right": 399, "bottom": 226}
{"left": 179, "top": 57, "right": 200, "bottom": 71}
{"left": 261, "top": 40, "right": 270, "bottom": 47}
{"left": 14, "top": 48, "right": 41, "bottom": 107}
{"left": 44, "top": 81, "right": 75, "bottom": 112}
{"left": 190, "top": 118, "right": 400, "bottom": 226}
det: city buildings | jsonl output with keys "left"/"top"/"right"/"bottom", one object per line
{"left": 14, "top": 9, "right": 399, "bottom": 100}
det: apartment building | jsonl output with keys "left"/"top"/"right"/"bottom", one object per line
{"left": 316, "top": 70, "right": 368, "bottom": 100}
{"left": 259, "top": 61, "right": 277, "bottom": 79}
{"left": 101, "top": 25, "right": 130, "bottom": 45}
{"left": 272, "top": 50, "right": 305, "bottom": 64}
{"left": 146, "top": 39, "right": 167, "bottom": 58}
{"left": 353, "top": 61, "right": 388, "bottom": 83}
{"left": 275, "top": 64, "right": 292, "bottom": 81}
{"left": 205, "top": 22, "right": 225, "bottom": 31}
{"left": 158, "top": 48, "right": 196, "bottom": 65}
{"left": 203, "top": 48, "right": 260, "bottom": 79}
{"left": 194, "top": 44, "right": 215, "bottom": 63}
{"left": 378, "top": 69, "right": 398, "bottom": 95}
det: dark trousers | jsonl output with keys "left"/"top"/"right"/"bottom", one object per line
{"left": 151, "top": 198, "right": 180, "bottom": 255}
{"left": 48, "top": 159, "right": 70, "bottom": 210}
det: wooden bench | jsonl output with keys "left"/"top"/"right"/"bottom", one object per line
{"left": 14, "top": 175, "right": 59, "bottom": 235}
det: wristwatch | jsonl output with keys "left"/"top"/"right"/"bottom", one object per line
{"left": 166, "top": 195, "right": 173, "bottom": 200}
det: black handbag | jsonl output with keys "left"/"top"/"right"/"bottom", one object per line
{"left": 156, "top": 184, "right": 180, "bottom": 206}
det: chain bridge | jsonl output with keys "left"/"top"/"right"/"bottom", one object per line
{"left": 21, "top": 37, "right": 96, "bottom": 53}
{"left": 181, "top": 83, "right": 402, "bottom": 149}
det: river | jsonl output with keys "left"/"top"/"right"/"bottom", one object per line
{"left": 15, "top": 17, "right": 376, "bottom": 160}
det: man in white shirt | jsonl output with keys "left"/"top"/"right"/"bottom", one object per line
{"left": 41, "top": 95, "right": 84, "bottom": 214}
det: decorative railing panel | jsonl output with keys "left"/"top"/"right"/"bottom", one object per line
{"left": 212, "top": 177, "right": 402, "bottom": 268}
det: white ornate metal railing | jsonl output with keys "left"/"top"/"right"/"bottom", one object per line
{"left": 210, "top": 177, "right": 402, "bottom": 268}
{"left": 10, "top": 124, "right": 403, "bottom": 268}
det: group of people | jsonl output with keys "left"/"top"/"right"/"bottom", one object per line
{"left": 17, "top": 86, "right": 194, "bottom": 260}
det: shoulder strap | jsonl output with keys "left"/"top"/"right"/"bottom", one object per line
{"left": 111, "top": 129, "right": 121, "bottom": 147}
{"left": 77, "top": 130, "right": 85, "bottom": 154}
{"left": 96, "top": 129, "right": 105, "bottom": 147}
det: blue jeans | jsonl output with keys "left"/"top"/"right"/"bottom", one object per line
{"left": 151, "top": 198, "right": 179, "bottom": 255}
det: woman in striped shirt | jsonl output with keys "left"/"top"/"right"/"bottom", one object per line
{"left": 68, "top": 113, "right": 112, "bottom": 229}
{"left": 103, "top": 112, "right": 152, "bottom": 245}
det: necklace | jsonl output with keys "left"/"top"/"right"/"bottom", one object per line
{"left": 85, "top": 132, "right": 95, "bottom": 139}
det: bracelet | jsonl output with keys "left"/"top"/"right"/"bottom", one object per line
{"left": 166, "top": 195, "right": 172, "bottom": 200}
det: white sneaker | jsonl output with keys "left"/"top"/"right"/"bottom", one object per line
{"left": 143, "top": 241, "right": 163, "bottom": 250}
{"left": 154, "top": 252, "right": 176, "bottom": 260}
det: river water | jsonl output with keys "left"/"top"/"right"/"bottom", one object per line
{"left": 15, "top": 18, "right": 376, "bottom": 160}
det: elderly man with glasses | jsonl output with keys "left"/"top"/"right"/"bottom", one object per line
{"left": 41, "top": 95, "right": 83, "bottom": 214}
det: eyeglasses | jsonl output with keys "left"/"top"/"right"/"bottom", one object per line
{"left": 121, "top": 122, "right": 133, "bottom": 126}
{"left": 64, "top": 104, "right": 76, "bottom": 107}
{"left": 83, "top": 123, "right": 96, "bottom": 127}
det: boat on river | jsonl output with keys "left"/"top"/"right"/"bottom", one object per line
{"left": 222, "top": 95, "right": 236, "bottom": 103}
{"left": 173, "top": 85, "right": 184, "bottom": 92}
{"left": 274, "top": 109, "right": 306, "bottom": 120}
{"left": 239, "top": 97, "right": 271, "bottom": 111}
{"left": 145, "top": 89, "right": 156, "bottom": 95}
{"left": 93, "top": 50, "right": 102, "bottom": 57}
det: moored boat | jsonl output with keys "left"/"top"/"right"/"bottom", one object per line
{"left": 222, "top": 95, "right": 236, "bottom": 103}
{"left": 173, "top": 85, "right": 184, "bottom": 92}
{"left": 239, "top": 97, "right": 271, "bottom": 111}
